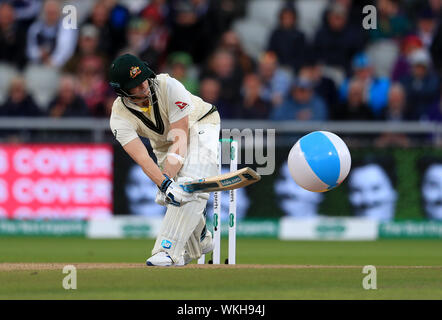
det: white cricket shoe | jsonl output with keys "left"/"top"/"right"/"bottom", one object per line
{"left": 146, "top": 252, "right": 185, "bottom": 267}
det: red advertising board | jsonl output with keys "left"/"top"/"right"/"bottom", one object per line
{"left": 0, "top": 144, "right": 113, "bottom": 219}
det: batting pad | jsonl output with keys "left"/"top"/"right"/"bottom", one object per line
{"left": 152, "top": 194, "right": 208, "bottom": 264}
{"left": 184, "top": 214, "right": 206, "bottom": 259}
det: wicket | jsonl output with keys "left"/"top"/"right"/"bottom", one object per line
{"left": 198, "top": 138, "right": 238, "bottom": 265}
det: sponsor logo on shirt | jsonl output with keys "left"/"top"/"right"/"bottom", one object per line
{"left": 175, "top": 101, "right": 188, "bottom": 110}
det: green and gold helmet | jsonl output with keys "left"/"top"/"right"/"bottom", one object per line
{"left": 108, "top": 54, "right": 156, "bottom": 97}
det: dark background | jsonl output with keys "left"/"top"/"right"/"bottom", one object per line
{"left": 114, "top": 143, "right": 442, "bottom": 220}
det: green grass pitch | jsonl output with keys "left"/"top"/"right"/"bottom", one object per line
{"left": 1, "top": 237, "right": 441, "bottom": 299}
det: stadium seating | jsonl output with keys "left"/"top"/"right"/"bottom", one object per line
{"left": 233, "top": 0, "right": 329, "bottom": 61}
{"left": 233, "top": 0, "right": 283, "bottom": 60}
{"left": 0, "top": 63, "right": 19, "bottom": 105}
{"left": 23, "top": 64, "right": 60, "bottom": 111}
{"left": 295, "top": 0, "right": 329, "bottom": 41}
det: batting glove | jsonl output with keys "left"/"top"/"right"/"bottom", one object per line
{"left": 159, "top": 175, "right": 194, "bottom": 206}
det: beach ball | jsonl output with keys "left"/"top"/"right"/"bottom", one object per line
{"left": 288, "top": 131, "right": 351, "bottom": 192}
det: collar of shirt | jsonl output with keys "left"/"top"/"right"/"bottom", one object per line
{"left": 122, "top": 97, "right": 151, "bottom": 114}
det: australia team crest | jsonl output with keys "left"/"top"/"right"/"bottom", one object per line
{"left": 129, "top": 66, "right": 141, "bottom": 78}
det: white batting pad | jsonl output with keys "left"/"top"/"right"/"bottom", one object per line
{"left": 152, "top": 196, "right": 208, "bottom": 264}
{"left": 184, "top": 215, "right": 206, "bottom": 259}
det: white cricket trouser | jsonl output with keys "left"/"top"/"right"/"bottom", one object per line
{"left": 152, "top": 122, "right": 220, "bottom": 263}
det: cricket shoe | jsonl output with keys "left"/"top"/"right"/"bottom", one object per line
{"left": 146, "top": 252, "right": 185, "bottom": 267}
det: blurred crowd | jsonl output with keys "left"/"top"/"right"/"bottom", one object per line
{"left": 0, "top": 0, "right": 441, "bottom": 125}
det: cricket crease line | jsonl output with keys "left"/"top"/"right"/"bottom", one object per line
{"left": 1, "top": 263, "right": 442, "bottom": 271}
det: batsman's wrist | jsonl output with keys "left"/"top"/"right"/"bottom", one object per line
{"left": 167, "top": 152, "right": 185, "bottom": 164}
{"left": 159, "top": 174, "right": 172, "bottom": 193}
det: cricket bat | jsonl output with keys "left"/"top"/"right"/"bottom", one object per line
{"left": 180, "top": 167, "right": 261, "bottom": 193}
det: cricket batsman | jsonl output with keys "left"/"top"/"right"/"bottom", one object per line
{"left": 108, "top": 54, "right": 220, "bottom": 266}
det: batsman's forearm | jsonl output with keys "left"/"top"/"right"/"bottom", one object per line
{"left": 162, "top": 143, "right": 187, "bottom": 179}
{"left": 122, "top": 137, "right": 166, "bottom": 187}
{"left": 163, "top": 116, "right": 189, "bottom": 179}
{"left": 141, "top": 157, "right": 166, "bottom": 187}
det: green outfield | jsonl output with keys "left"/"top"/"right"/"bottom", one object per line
{"left": 1, "top": 238, "right": 442, "bottom": 299}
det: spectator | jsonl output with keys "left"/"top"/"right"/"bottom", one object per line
{"left": 166, "top": 51, "right": 199, "bottom": 95}
{"left": 120, "top": 0, "right": 150, "bottom": 15}
{"left": 340, "top": 53, "right": 391, "bottom": 117}
{"left": 391, "top": 35, "right": 423, "bottom": 81}
{"left": 216, "top": 0, "right": 247, "bottom": 32}
{"left": 119, "top": 17, "right": 156, "bottom": 68}
{"left": 8, "top": 0, "right": 42, "bottom": 29}
{"left": 105, "top": 0, "right": 130, "bottom": 33}
{"left": 416, "top": 8, "right": 438, "bottom": 49}
{"left": 376, "top": 84, "right": 411, "bottom": 147}
{"left": 370, "top": 0, "right": 412, "bottom": 41}
{"left": 239, "top": 73, "right": 270, "bottom": 119}
{"left": 429, "top": 17, "right": 442, "bottom": 75}
{"left": 426, "top": 86, "right": 442, "bottom": 121}
{"left": 217, "top": 29, "right": 255, "bottom": 75}
{"left": 257, "top": 51, "right": 292, "bottom": 108}
{"left": 0, "top": 75, "right": 41, "bottom": 116}
{"left": 48, "top": 75, "right": 89, "bottom": 118}
{"left": 199, "top": 77, "right": 236, "bottom": 119}
{"left": 119, "top": 17, "right": 168, "bottom": 71}
{"left": 381, "top": 83, "right": 409, "bottom": 121}
{"left": 0, "top": 2, "right": 27, "bottom": 69}
{"left": 267, "top": 5, "right": 307, "bottom": 72}
{"left": 271, "top": 77, "right": 328, "bottom": 121}
{"left": 167, "top": 0, "right": 222, "bottom": 64}
{"left": 400, "top": 49, "right": 440, "bottom": 120}
{"left": 76, "top": 56, "right": 114, "bottom": 117}
{"left": 63, "top": 24, "right": 109, "bottom": 74}
{"left": 335, "top": 79, "right": 373, "bottom": 120}
{"left": 313, "top": 2, "right": 366, "bottom": 73}
{"left": 298, "top": 56, "right": 339, "bottom": 118}
{"left": 139, "top": 2, "right": 170, "bottom": 69}
{"left": 333, "top": 0, "right": 366, "bottom": 27}
{"left": 200, "top": 49, "right": 243, "bottom": 109}
{"left": 85, "top": 0, "right": 126, "bottom": 58}
{"left": 96, "top": 0, "right": 130, "bottom": 55}
{"left": 407, "top": 0, "right": 442, "bottom": 21}
{"left": 140, "top": 0, "right": 169, "bottom": 25}
{"left": 141, "top": 0, "right": 170, "bottom": 69}
{"left": 428, "top": 0, "right": 442, "bottom": 20}
{"left": 26, "top": 0, "right": 78, "bottom": 68}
